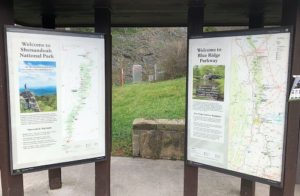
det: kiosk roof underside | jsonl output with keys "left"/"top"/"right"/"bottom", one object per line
{"left": 14, "top": 0, "right": 282, "bottom": 27}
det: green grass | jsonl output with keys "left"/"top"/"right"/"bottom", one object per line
{"left": 215, "top": 78, "right": 224, "bottom": 95}
{"left": 36, "top": 95, "right": 57, "bottom": 112}
{"left": 112, "top": 77, "right": 186, "bottom": 156}
{"left": 20, "top": 95, "right": 57, "bottom": 113}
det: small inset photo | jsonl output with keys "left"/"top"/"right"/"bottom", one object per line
{"left": 19, "top": 61, "right": 57, "bottom": 113}
{"left": 193, "top": 64, "right": 225, "bottom": 101}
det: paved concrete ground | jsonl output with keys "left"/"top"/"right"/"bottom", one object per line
{"left": 1, "top": 157, "right": 299, "bottom": 196}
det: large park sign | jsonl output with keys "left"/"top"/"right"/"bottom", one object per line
{"left": 5, "top": 26, "right": 106, "bottom": 174}
{"left": 187, "top": 27, "right": 292, "bottom": 186}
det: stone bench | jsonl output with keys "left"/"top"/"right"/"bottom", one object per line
{"left": 132, "top": 118, "right": 185, "bottom": 160}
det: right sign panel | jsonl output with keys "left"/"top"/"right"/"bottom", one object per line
{"left": 187, "top": 27, "right": 291, "bottom": 186}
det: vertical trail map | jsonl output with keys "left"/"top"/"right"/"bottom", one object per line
{"left": 61, "top": 46, "right": 103, "bottom": 153}
{"left": 228, "top": 33, "right": 290, "bottom": 182}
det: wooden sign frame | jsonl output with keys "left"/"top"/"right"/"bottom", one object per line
{"left": 4, "top": 26, "right": 107, "bottom": 175}
{"left": 186, "top": 27, "right": 293, "bottom": 187}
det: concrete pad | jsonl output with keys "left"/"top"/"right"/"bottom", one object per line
{"left": 0, "top": 157, "right": 299, "bottom": 196}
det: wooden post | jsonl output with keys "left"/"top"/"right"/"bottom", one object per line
{"left": 269, "top": 0, "right": 300, "bottom": 195}
{"left": 40, "top": 13, "right": 63, "bottom": 190}
{"left": 94, "top": 5, "right": 112, "bottom": 196}
{"left": 240, "top": 179, "right": 256, "bottom": 196}
{"left": 42, "top": 14, "right": 56, "bottom": 29}
{"left": 297, "top": 147, "right": 300, "bottom": 183}
{"left": 184, "top": 2, "right": 204, "bottom": 196}
{"left": 289, "top": 0, "right": 300, "bottom": 186}
{"left": 0, "top": 0, "right": 25, "bottom": 196}
{"left": 248, "top": 13, "right": 264, "bottom": 29}
{"left": 239, "top": 10, "right": 265, "bottom": 196}
{"left": 48, "top": 168, "right": 62, "bottom": 190}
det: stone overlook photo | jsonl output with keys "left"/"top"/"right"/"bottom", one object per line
{"left": 193, "top": 64, "right": 225, "bottom": 101}
{"left": 19, "top": 61, "right": 57, "bottom": 113}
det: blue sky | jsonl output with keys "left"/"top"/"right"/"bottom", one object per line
{"left": 19, "top": 61, "right": 56, "bottom": 89}
{"left": 23, "top": 61, "right": 56, "bottom": 67}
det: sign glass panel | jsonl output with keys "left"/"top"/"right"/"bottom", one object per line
{"left": 187, "top": 27, "right": 291, "bottom": 186}
{"left": 5, "top": 27, "right": 106, "bottom": 174}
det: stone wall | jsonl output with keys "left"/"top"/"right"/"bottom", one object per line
{"left": 132, "top": 118, "right": 185, "bottom": 160}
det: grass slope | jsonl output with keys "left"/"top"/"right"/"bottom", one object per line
{"left": 112, "top": 77, "right": 186, "bottom": 156}
{"left": 36, "top": 95, "right": 57, "bottom": 112}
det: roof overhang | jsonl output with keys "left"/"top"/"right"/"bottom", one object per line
{"left": 13, "top": 0, "right": 283, "bottom": 27}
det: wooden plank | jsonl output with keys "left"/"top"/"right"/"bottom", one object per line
{"left": 48, "top": 168, "right": 62, "bottom": 190}
{"left": 270, "top": 186, "right": 283, "bottom": 196}
{"left": 184, "top": 165, "right": 198, "bottom": 196}
{"left": 292, "top": 0, "right": 300, "bottom": 186}
{"left": 94, "top": 7, "right": 112, "bottom": 196}
{"left": 184, "top": 3, "right": 204, "bottom": 196}
{"left": 187, "top": 4, "right": 204, "bottom": 37}
{"left": 42, "top": 14, "right": 56, "bottom": 29}
{"left": 240, "top": 179, "right": 255, "bottom": 196}
{"left": 270, "top": 0, "right": 300, "bottom": 195}
{"left": 248, "top": 0, "right": 264, "bottom": 29}
{"left": 0, "top": 0, "right": 24, "bottom": 195}
{"left": 297, "top": 144, "right": 300, "bottom": 183}
{"left": 248, "top": 13, "right": 264, "bottom": 29}
{"left": 40, "top": 13, "right": 63, "bottom": 191}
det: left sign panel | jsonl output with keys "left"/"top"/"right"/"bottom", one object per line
{"left": 5, "top": 26, "right": 106, "bottom": 174}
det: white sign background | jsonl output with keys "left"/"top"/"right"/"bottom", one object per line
{"left": 187, "top": 29, "right": 291, "bottom": 185}
{"left": 6, "top": 27, "right": 106, "bottom": 173}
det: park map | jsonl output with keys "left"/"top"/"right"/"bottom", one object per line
{"left": 228, "top": 33, "right": 290, "bottom": 182}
